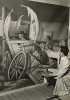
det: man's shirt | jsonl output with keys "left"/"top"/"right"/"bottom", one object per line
{"left": 46, "top": 50, "right": 69, "bottom": 77}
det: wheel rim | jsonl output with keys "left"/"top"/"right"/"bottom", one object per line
{"left": 8, "top": 52, "right": 26, "bottom": 80}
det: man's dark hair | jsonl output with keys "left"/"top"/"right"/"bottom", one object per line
{"left": 60, "top": 46, "right": 69, "bottom": 56}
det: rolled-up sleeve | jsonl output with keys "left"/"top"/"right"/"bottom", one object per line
{"left": 46, "top": 50, "right": 59, "bottom": 59}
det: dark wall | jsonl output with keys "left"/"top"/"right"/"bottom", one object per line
{"left": 26, "top": 1, "right": 69, "bottom": 23}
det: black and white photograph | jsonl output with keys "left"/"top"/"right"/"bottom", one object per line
{"left": 0, "top": 0, "right": 69, "bottom": 100}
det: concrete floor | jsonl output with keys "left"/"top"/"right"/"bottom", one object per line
{"left": 0, "top": 68, "right": 70, "bottom": 100}
{"left": 0, "top": 83, "right": 53, "bottom": 100}
{"left": 0, "top": 82, "right": 69, "bottom": 100}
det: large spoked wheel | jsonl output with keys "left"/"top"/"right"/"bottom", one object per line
{"left": 8, "top": 52, "right": 27, "bottom": 81}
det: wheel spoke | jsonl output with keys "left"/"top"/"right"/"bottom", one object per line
{"left": 18, "top": 56, "right": 23, "bottom": 64}
{"left": 16, "top": 54, "right": 25, "bottom": 66}
{"left": 18, "top": 71, "right": 24, "bottom": 79}
{"left": 10, "top": 71, "right": 15, "bottom": 80}
{"left": 15, "top": 57, "right": 25, "bottom": 69}
{"left": 10, "top": 68, "right": 15, "bottom": 76}
{"left": 17, "top": 69, "right": 21, "bottom": 74}
{"left": 16, "top": 71, "right": 18, "bottom": 79}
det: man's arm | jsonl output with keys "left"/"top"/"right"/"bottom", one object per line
{"left": 45, "top": 50, "right": 59, "bottom": 59}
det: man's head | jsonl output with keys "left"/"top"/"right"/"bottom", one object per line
{"left": 60, "top": 46, "right": 69, "bottom": 56}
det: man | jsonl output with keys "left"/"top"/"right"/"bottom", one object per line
{"left": 31, "top": 43, "right": 49, "bottom": 66}
{"left": 46, "top": 46, "right": 69, "bottom": 100}
{"left": 46, "top": 46, "right": 69, "bottom": 78}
